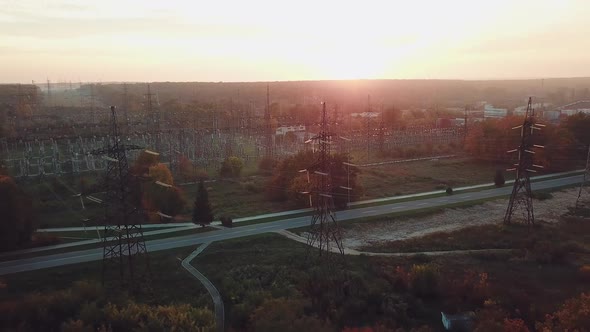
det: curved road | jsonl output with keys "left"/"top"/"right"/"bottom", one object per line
{"left": 0, "top": 174, "right": 583, "bottom": 276}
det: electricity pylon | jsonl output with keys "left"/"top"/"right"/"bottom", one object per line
{"left": 504, "top": 97, "right": 545, "bottom": 225}
{"left": 94, "top": 106, "right": 151, "bottom": 290}
{"left": 305, "top": 102, "right": 344, "bottom": 256}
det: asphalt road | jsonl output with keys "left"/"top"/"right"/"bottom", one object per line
{"left": 0, "top": 174, "right": 583, "bottom": 276}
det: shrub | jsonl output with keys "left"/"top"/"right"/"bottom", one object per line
{"left": 579, "top": 265, "right": 590, "bottom": 282}
{"left": 446, "top": 187, "right": 453, "bottom": 195}
{"left": 526, "top": 240, "right": 570, "bottom": 264}
{"left": 533, "top": 191, "right": 553, "bottom": 201}
{"left": 220, "top": 215, "right": 233, "bottom": 228}
{"left": 220, "top": 156, "right": 244, "bottom": 178}
{"left": 494, "top": 169, "right": 505, "bottom": 187}
{"left": 258, "top": 156, "right": 276, "bottom": 173}
{"left": 409, "top": 264, "right": 439, "bottom": 298}
{"left": 30, "top": 233, "right": 61, "bottom": 247}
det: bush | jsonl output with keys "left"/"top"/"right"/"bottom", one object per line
{"left": 446, "top": 187, "right": 453, "bottom": 195}
{"left": 220, "top": 215, "right": 233, "bottom": 228}
{"left": 579, "top": 265, "right": 590, "bottom": 282}
{"left": 30, "top": 233, "right": 61, "bottom": 248}
{"left": 409, "top": 264, "right": 439, "bottom": 298}
{"left": 258, "top": 156, "right": 276, "bottom": 172}
{"left": 220, "top": 156, "right": 244, "bottom": 178}
{"left": 526, "top": 240, "right": 570, "bottom": 264}
{"left": 243, "top": 182, "right": 261, "bottom": 193}
{"left": 494, "top": 169, "right": 505, "bottom": 187}
{"left": 533, "top": 191, "right": 553, "bottom": 201}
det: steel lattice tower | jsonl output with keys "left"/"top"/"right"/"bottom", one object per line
{"left": 378, "top": 105, "right": 386, "bottom": 154}
{"left": 575, "top": 144, "right": 590, "bottom": 212}
{"left": 306, "top": 102, "right": 344, "bottom": 256}
{"left": 146, "top": 84, "right": 160, "bottom": 151}
{"left": 264, "top": 84, "right": 273, "bottom": 159}
{"left": 504, "top": 97, "right": 545, "bottom": 225}
{"left": 98, "top": 106, "right": 151, "bottom": 290}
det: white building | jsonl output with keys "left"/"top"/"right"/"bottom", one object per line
{"left": 558, "top": 101, "right": 590, "bottom": 117}
{"left": 513, "top": 102, "right": 551, "bottom": 117}
{"left": 275, "top": 125, "right": 306, "bottom": 136}
{"left": 483, "top": 104, "right": 507, "bottom": 118}
{"left": 351, "top": 112, "right": 380, "bottom": 118}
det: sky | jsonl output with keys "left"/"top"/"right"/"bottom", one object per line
{"left": 1, "top": 0, "right": 590, "bottom": 83}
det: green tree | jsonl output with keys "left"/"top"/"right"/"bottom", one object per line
{"left": 258, "top": 156, "right": 277, "bottom": 173}
{"left": 265, "top": 151, "right": 361, "bottom": 208}
{"left": 382, "top": 105, "right": 402, "bottom": 128}
{"left": 565, "top": 113, "right": 590, "bottom": 147}
{"left": 159, "top": 187, "right": 186, "bottom": 219}
{"left": 220, "top": 156, "right": 244, "bottom": 178}
{"left": 192, "top": 180, "right": 214, "bottom": 227}
{"left": 0, "top": 175, "right": 34, "bottom": 251}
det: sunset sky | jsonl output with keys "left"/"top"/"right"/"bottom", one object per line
{"left": 1, "top": 0, "right": 589, "bottom": 83}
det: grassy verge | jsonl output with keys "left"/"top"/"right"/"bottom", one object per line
{"left": 0, "top": 245, "right": 213, "bottom": 309}
{"left": 360, "top": 219, "right": 590, "bottom": 253}
{"left": 232, "top": 211, "right": 311, "bottom": 227}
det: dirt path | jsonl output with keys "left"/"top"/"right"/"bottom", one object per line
{"left": 343, "top": 188, "right": 580, "bottom": 250}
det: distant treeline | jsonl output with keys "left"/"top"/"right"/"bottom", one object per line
{"left": 90, "top": 77, "right": 590, "bottom": 114}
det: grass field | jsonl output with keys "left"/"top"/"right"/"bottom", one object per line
{"left": 15, "top": 155, "right": 579, "bottom": 230}
{"left": 0, "top": 245, "right": 213, "bottom": 309}
{"left": 358, "top": 157, "right": 513, "bottom": 198}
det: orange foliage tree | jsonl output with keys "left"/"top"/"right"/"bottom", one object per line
{"left": 536, "top": 293, "right": 590, "bottom": 331}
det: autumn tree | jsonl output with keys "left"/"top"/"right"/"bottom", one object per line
{"left": 249, "top": 298, "right": 333, "bottom": 332}
{"left": 0, "top": 175, "right": 34, "bottom": 251}
{"left": 192, "top": 179, "right": 213, "bottom": 227}
{"left": 131, "top": 152, "right": 186, "bottom": 218}
{"left": 537, "top": 293, "right": 590, "bottom": 331}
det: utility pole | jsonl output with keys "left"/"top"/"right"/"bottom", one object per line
{"left": 264, "top": 84, "right": 273, "bottom": 159}
{"left": 504, "top": 97, "right": 545, "bottom": 225}
{"left": 305, "top": 102, "right": 344, "bottom": 256}
{"left": 366, "top": 94, "right": 371, "bottom": 161}
{"left": 378, "top": 104, "right": 385, "bottom": 154}
{"left": 46, "top": 79, "right": 51, "bottom": 107}
{"left": 15, "top": 84, "right": 27, "bottom": 135}
{"left": 89, "top": 84, "right": 96, "bottom": 126}
{"left": 92, "top": 106, "right": 151, "bottom": 291}
{"left": 122, "top": 83, "right": 129, "bottom": 130}
{"left": 145, "top": 84, "right": 160, "bottom": 151}
{"left": 464, "top": 105, "right": 469, "bottom": 142}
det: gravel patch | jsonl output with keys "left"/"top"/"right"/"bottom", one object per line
{"left": 343, "top": 188, "right": 580, "bottom": 249}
